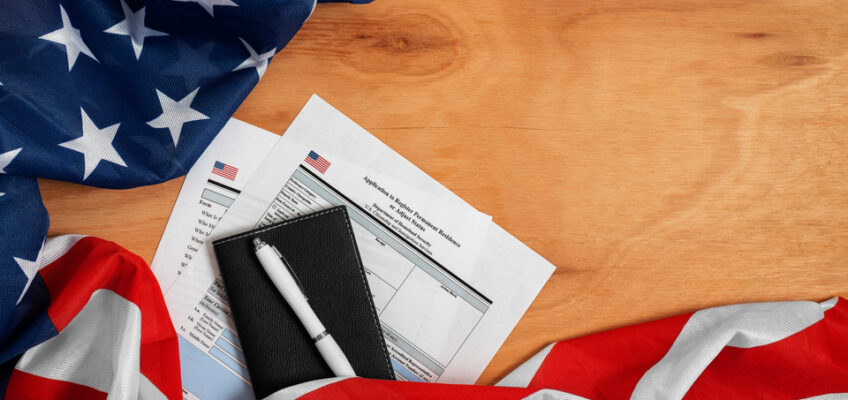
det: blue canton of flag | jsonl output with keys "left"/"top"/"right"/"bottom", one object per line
{"left": 0, "top": 0, "right": 352, "bottom": 396}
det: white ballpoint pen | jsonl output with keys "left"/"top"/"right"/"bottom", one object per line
{"left": 252, "top": 237, "right": 356, "bottom": 377}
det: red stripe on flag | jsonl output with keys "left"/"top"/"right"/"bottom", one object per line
{"left": 527, "top": 312, "right": 693, "bottom": 398}
{"left": 36, "top": 237, "right": 181, "bottom": 400}
{"left": 687, "top": 298, "right": 848, "bottom": 398}
{"left": 6, "top": 370, "right": 107, "bottom": 400}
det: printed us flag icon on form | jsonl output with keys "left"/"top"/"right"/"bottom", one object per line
{"left": 212, "top": 161, "right": 238, "bottom": 180}
{"left": 305, "top": 151, "right": 331, "bottom": 173}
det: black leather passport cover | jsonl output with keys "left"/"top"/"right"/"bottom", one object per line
{"left": 212, "top": 206, "right": 394, "bottom": 398}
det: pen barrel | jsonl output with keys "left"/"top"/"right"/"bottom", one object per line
{"left": 315, "top": 335, "right": 357, "bottom": 377}
{"left": 255, "top": 246, "right": 325, "bottom": 337}
{"left": 255, "top": 244, "right": 357, "bottom": 377}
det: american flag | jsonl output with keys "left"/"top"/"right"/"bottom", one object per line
{"left": 304, "top": 150, "right": 330, "bottom": 173}
{"left": 212, "top": 161, "right": 238, "bottom": 180}
{"left": 0, "top": 0, "right": 322, "bottom": 398}
{"left": 2, "top": 236, "right": 181, "bottom": 399}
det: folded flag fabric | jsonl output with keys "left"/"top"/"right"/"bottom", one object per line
{"left": 1, "top": 235, "right": 180, "bottom": 399}
{"left": 273, "top": 297, "right": 848, "bottom": 400}
{"left": 0, "top": 0, "right": 324, "bottom": 397}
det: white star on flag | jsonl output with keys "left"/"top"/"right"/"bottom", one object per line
{"left": 14, "top": 241, "right": 45, "bottom": 305}
{"left": 59, "top": 108, "right": 126, "bottom": 180}
{"left": 0, "top": 147, "right": 22, "bottom": 174}
{"left": 147, "top": 88, "right": 209, "bottom": 146}
{"left": 39, "top": 5, "right": 98, "bottom": 71}
{"left": 233, "top": 37, "right": 275, "bottom": 79}
{"left": 104, "top": 0, "right": 168, "bottom": 60}
{"left": 172, "top": 0, "right": 238, "bottom": 17}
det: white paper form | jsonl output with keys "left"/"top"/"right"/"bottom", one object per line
{"left": 151, "top": 118, "right": 279, "bottom": 293}
{"left": 165, "top": 96, "right": 555, "bottom": 397}
{"left": 149, "top": 119, "right": 278, "bottom": 400}
{"left": 249, "top": 153, "right": 496, "bottom": 378}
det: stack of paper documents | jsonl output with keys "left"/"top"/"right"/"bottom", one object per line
{"left": 151, "top": 95, "right": 555, "bottom": 400}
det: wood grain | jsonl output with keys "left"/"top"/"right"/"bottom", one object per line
{"left": 40, "top": 0, "right": 848, "bottom": 385}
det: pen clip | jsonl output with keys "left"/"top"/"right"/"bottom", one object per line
{"left": 272, "top": 245, "right": 308, "bottom": 299}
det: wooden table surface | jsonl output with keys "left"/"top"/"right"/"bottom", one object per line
{"left": 40, "top": 0, "right": 848, "bottom": 385}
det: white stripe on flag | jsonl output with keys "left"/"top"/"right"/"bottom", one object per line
{"left": 631, "top": 298, "right": 838, "bottom": 400}
{"left": 522, "top": 389, "right": 591, "bottom": 400}
{"left": 41, "top": 234, "right": 86, "bottom": 265}
{"left": 263, "top": 377, "right": 350, "bottom": 400}
{"left": 15, "top": 289, "right": 168, "bottom": 400}
{"left": 497, "top": 343, "right": 555, "bottom": 388}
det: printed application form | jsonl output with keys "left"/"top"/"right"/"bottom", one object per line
{"left": 163, "top": 95, "right": 555, "bottom": 398}
{"left": 151, "top": 119, "right": 279, "bottom": 292}
{"left": 253, "top": 157, "right": 494, "bottom": 380}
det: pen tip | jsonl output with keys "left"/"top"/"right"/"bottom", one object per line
{"left": 253, "top": 238, "right": 263, "bottom": 247}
